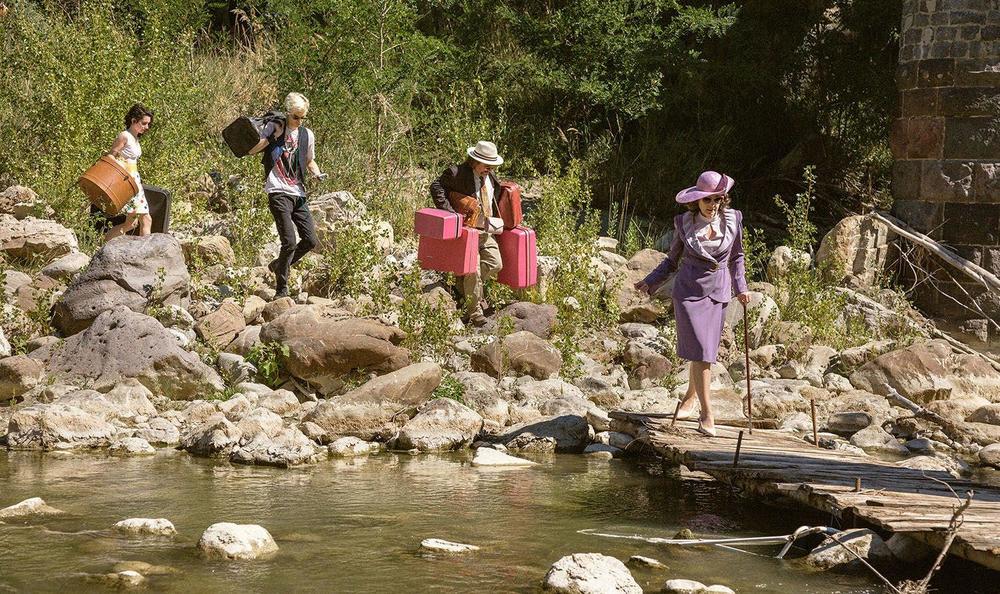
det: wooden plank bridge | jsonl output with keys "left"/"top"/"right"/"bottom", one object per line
{"left": 611, "top": 412, "right": 1000, "bottom": 572}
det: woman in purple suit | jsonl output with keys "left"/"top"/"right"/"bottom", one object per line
{"left": 635, "top": 171, "right": 750, "bottom": 437}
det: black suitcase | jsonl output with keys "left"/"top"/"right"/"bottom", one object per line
{"left": 222, "top": 111, "right": 283, "bottom": 157}
{"left": 90, "top": 184, "right": 171, "bottom": 235}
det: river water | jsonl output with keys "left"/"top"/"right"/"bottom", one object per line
{"left": 0, "top": 450, "right": 988, "bottom": 593}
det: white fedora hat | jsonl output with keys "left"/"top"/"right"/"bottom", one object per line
{"left": 467, "top": 140, "right": 504, "bottom": 166}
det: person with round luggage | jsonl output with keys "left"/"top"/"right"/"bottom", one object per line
{"left": 634, "top": 171, "right": 751, "bottom": 437}
{"left": 104, "top": 103, "right": 154, "bottom": 240}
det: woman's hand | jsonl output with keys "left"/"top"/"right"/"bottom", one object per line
{"left": 736, "top": 292, "right": 751, "bottom": 305}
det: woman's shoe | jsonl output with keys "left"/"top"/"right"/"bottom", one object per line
{"left": 696, "top": 423, "right": 717, "bottom": 438}
{"left": 674, "top": 408, "right": 698, "bottom": 421}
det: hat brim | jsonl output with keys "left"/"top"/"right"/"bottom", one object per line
{"left": 467, "top": 146, "right": 504, "bottom": 166}
{"left": 675, "top": 176, "right": 735, "bottom": 204}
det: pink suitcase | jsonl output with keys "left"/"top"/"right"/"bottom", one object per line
{"left": 418, "top": 228, "right": 480, "bottom": 275}
{"left": 414, "top": 208, "right": 463, "bottom": 239}
{"left": 497, "top": 227, "right": 538, "bottom": 288}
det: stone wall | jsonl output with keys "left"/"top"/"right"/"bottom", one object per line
{"left": 893, "top": 0, "right": 1000, "bottom": 339}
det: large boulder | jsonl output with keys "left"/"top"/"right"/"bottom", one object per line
{"left": 32, "top": 306, "right": 224, "bottom": 400}
{"left": 622, "top": 340, "right": 672, "bottom": 384}
{"left": 5, "top": 404, "right": 116, "bottom": 450}
{"left": 850, "top": 340, "right": 1000, "bottom": 403}
{"left": 52, "top": 234, "right": 190, "bottom": 335}
{"left": 0, "top": 355, "right": 45, "bottom": 401}
{"left": 486, "top": 302, "right": 558, "bottom": 338}
{"left": 259, "top": 306, "right": 410, "bottom": 393}
{"left": 231, "top": 426, "right": 320, "bottom": 468}
{"left": 302, "top": 362, "right": 442, "bottom": 440}
{"left": 396, "top": 398, "right": 484, "bottom": 451}
{"left": 816, "top": 215, "right": 893, "bottom": 287}
{"left": 197, "top": 523, "right": 278, "bottom": 560}
{"left": 0, "top": 215, "right": 78, "bottom": 263}
{"left": 40, "top": 252, "right": 91, "bottom": 281}
{"left": 471, "top": 331, "right": 562, "bottom": 380}
{"left": 542, "top": 553, "right": 642, "bottom": 594}
{"left": 496, "top": 415, "right": 589, "bottom": 452}
{"left": 182, "top": 235, "right": 236, "bottom": 267}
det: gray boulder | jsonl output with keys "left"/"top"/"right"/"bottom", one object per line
{"left": 486, "top": 302, "right": 558, "bottom": 338}
{"left": 40, "top": 252, "right": 90, "bottom": 281}
{"left": 5, "top": 404, "right": 115, "bottom": 450}
{"left": 197, "top": 523, "right": 278, "bottom": 560}
{"left": 804, "top": 528, "right": 893, "bottom": 570}
{"left": 497, "top": 415, "right": 589, "bottom": 453}
{"left": 0, "top": 215, "right": 78, "bottom": 263}
{"left": 471, "top": 331, "right": 562, "bottom": 380}
{"left": 33, "top": 306, "right": 224, "bottom": 400}
{"left": 260, "top": 306, "right": 410, "bottom": 394}
{"left": 396, "top": 398, "right": 484, "bottom": 451}
{"left": 542, "top": 553, "right": 642, "bottom": 594}
{"left": 0, "top": 355, "right": 45, "bottom": 401}
{"left": 52, "top": 234, "right": 189, "bottom": 335}
{"left": 848, "top": 425, "right": 908, "bottom": 456}
{"left": 452, "top": 371, "right": 510, "bottom": 426}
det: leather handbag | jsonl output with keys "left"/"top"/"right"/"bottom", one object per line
{"left": 447, "top": 190, "right": 482, "bottom": 229}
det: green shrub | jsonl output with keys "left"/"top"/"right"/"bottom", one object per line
{"left": 432, "top": 373, "right": 466, "bottom": 405}
{"left": 398, "top": 266, "right": 457, "bottom": 361}
{"left": 245, "top": 341, "right": 290, "bottom": 389}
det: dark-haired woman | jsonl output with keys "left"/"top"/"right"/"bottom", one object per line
{"left": 634, "top": 171, "right": 750, "bottom": 437}
{"left": 105, "top": 103, "right": 154, "bottom": 240}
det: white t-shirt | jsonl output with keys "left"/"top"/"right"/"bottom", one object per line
{"left": 261, "top": 125, "right": 315, "bottom": 197}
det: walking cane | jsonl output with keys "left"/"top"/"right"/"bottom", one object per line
{"left": 742, "top": 301, "right": 753, "bottom": 435}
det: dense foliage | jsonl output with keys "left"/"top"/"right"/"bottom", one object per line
{"left": 1, "top": 0, "right": 898, "bottom": 244}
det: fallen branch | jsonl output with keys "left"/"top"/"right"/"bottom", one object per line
{"left": 872, "top": 212, "right": 1000, "bottom": 296}
{"left": 884, "top": 386, "right": 975, "bottom": 446}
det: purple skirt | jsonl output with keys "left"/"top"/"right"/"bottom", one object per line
{"left": 673, "top": 296, "right": 728, "bottom": 363}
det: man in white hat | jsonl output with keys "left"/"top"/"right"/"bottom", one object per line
{"left": 429, "top": 140, "right": 505, "bottom": 326}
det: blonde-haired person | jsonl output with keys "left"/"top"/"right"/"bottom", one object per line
{"left": 249, "top": 92, "right": 326, "bottom": 298}
{"left": 105, "top": 103, "right": 154, "bottom": 240}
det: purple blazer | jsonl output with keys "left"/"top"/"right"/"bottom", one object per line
{"left": 643, "top": 208, "right": 749, "bottom": 303}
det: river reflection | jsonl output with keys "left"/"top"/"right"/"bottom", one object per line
{"left": 0, "top": 450, "right": 990, "bottom": 593}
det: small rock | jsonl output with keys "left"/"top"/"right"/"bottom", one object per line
{"left": 0, "top": 497, "right": 63, "bottom": 519}
{"left": 904, "top": 437, "right": 935, "bottom": 455}
{"left": 471, "top": 447, "right": 537, "bottom": 467}
{"left": 328, "top": 436, "right": 380, "bottom": 457}
{"left": 586, "top": 408, "right": 612, "bottom": 432}
{"left": 108, "top": 437, "right": 156, "bottom": 456}
{"left": 583, "top": 443, "right": 622, "bottom": 458}
{"left": 113, "top": 518, "right": 177, "bottom": 536}
{"left": 111, "top": 561, "right": 178, "bottom": 575}
{"left": 102, "top": 570, "right": 145, "bottom": 588}
{"left": 626, "top": 555, "right": 666, "bottom": 569}
{"left": 662, "top": 578, "right": 708, "bottom": 594}
{"left": 826, "top": 411, "right": 872, "bottom": 436}
{"left": 197, "top": 522, "right": 278, "bottom": 560}
{"left": 849, "top": 425, "right": 908, "bottom": 456}
{"left": 979, "top": 443, "right": 1000, "bottom": 469}
{"left": 419, "top": 538, "right": 480, "bottom": 553}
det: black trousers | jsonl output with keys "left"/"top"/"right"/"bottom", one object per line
{"left": 267, "top": 192, "right": 318, "bottom": 291}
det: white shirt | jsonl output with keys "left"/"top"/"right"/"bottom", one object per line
{"left": 694, "top": 212, "right": 725, "bottom": 253}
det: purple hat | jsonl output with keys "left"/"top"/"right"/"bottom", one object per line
{"left": 675, "top": 171, "right": 735, "bottom": 204}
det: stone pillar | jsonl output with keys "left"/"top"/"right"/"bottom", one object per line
{"left": 893, "top": 0, "right": 1000, "bottom": 340}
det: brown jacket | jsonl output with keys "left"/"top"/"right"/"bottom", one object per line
{"left": 429, "top": 162, "right": 501, "bottom": 216}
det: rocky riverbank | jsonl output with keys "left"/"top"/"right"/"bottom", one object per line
{"left": 3, "top": 182, "right": 1000, "bottom": 587}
